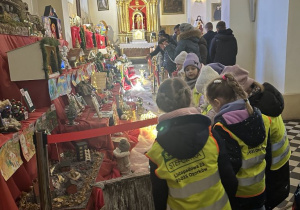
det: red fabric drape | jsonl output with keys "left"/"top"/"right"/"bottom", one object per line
{"left": 0, "top": 34, "right": 68, "bottom": 108}
{"left": 0, "top": 35, "right": 40, "bottom": 100}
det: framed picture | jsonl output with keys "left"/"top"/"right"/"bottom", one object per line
{"left": 97, "top": 0, "right": 109, "bottom": 11}
{"left": 212, "top": 3, "right": 221, "bottom": 21}
{"left": 162, "top": 0, "right": 184, "bottom": 15}
{"left": 20, "top": 88, "right": 35, "bottom": 112}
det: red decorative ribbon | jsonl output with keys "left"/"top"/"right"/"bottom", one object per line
{"left": 47, "top": 118, "right": 158, "bottom": 144}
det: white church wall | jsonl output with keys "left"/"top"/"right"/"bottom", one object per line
{"left": 255, "top": 0, "right": 289, "bottom": 92}
{"left": 88, "top": 0, "right": 119, "bottom": 44}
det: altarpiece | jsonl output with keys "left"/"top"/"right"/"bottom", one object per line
{"left": 116, "top": 0, "right": 159, "bottom": 43}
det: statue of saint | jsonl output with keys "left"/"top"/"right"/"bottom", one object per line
{"left": 135, "top": 14, "right": 143, "bottom": 30}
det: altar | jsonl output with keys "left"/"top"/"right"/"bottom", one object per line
{"left": 116, "top": 0, "right": 159, "bottom": 44}
{"left": 119, "top": 41, "right": 156, "bottom": 58}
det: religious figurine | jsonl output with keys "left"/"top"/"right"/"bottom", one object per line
{"left": 51, "top": 23, "right": 57, "bottom": 39}
{"left": 113, "top": 139, "right": 131, "bottom": 175}
{"left": 135, "top": 14, "right": 143, "bottom": 29}
{"left": 61, "top": 46, "right": 71, "bottom": 69}
{"left": 193, "top": 15, "right": 204, "bottom": 33}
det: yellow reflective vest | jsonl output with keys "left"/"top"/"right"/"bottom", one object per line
{"left": 269, "top": 115, "right": 291, "bottom": 170}
{"left": 201, "top": 104, "right": 213, "bottom": 116}
{"left": 214, "top": 115, "right": 271, "bottom": 198}
{"left": 192, "top": 88, "right": 202, "bottom": 107}
{"left": 146, "top": 128, "right": 231, "bottom": 210}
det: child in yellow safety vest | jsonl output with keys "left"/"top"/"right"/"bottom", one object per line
{"left": 206, "top": 73, "right": 272, "bottom": 210}
{"left": 221, "top": 65, "right": 290, "bottom": 210}
{"left": 146, "top": 78, "right": 237, "bottom": 210}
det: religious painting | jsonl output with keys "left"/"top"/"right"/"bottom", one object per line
{"left": 97, "top": 0, "right": 109, "bottom": 11}
{"left": 212, "top": 3, "right": 221, "bottom": 21}
{"left": 162, "top": 0, "right": 184, "bottom": 15}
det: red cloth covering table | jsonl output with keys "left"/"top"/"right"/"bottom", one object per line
{"left": 48, "top": 97, "right": 115, "bottom": 161}
{"left": 0, "top": 108, "right": 47, "bottom": 210}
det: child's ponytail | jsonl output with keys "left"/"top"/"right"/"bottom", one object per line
{"left": 223, "top": 74, "right": 254, "bottom": 115}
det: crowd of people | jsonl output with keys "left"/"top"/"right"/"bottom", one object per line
{"left": 145, "top": 21, "right": 291, "bottom": 210}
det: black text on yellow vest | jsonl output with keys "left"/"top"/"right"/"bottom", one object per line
{"left": 146, "top": 128, "right": 231, "bottom": 210}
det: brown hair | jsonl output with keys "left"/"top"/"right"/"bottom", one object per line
{"left": 206, "top": 73, "right": 253, "bottom": 115}
{"left": 156, "top": 78, "right": 192, "bottom": 112}
{"left": 205, "top": 22, "right": 213, "bottom": 30}
{"left": 216, "top": 21, "right": 226, "bottom": 30}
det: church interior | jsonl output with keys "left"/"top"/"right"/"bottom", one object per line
{"left": 0, "top": 0, "right": 300, "bottom": 209}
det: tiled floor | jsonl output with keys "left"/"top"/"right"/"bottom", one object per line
{"left": 275, "top": 120, "right": 300, "bottom": 210}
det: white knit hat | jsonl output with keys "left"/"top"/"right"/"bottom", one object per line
{"left": 195, "top": 65, "right": 219, "bottom": 94}
{"left": 174, "top": 51, "right": 188, "bottom": 65}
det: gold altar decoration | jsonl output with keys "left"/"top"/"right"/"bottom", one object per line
{"left": 116, "top": 0, "right": 159, "bottom": 43}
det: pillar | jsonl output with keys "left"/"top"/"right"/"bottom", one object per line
{"left": 221, "top": 0, "right": 256, "bottom": 78}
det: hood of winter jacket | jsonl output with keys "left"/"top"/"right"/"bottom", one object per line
{"left": 215, "top": 101, "right": 266, "bottom": 148}
{"left": 178, "top": 29, "right": 201, "bottom": 41}
{"left": 156, "top": 114, "right": 211, "bottom": 160}
{"left": 199, "top": 36, "right": 207, "bottom": 47}
{"left": 215, "top": 29, "right": 235, "bottom": 41}
{"left": 249, "top": 82, "right": 284, "bottom": 117}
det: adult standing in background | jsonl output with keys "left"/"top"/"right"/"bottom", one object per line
{"left": 210, "top": 21, "right": 238, "bottom": 66}
{"left": 172, "top": 24, "right": 180, "bottom": 44}
{"left": 158, "top": 38, "right": 176, "bottom": 76}
{"left": 174, "top": 23, "right": 202, "bottom": 63}
{"left": 146, "top": 30, "right": 177, "bottom": 60}
{"left": 203, "top": 22, "right": 217, "bottom": 64}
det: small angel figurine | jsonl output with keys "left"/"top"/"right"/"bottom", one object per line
{"left": 113, "top": 139, "right": 131, "bottom": 175}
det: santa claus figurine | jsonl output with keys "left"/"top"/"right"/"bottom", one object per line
{"left": 113, "top": 139, "right": 131, "bottom": 175}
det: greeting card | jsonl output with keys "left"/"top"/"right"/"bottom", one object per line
{"left": 0, "top": 136, "right": 23, "bottom": 180}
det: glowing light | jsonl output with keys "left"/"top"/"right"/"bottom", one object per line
{"left": 131, "top": 81, "right": 145, "bottom": 91}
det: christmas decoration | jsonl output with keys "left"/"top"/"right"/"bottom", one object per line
{"left": 40, "top": 37, "right": 62, "bottom": 79}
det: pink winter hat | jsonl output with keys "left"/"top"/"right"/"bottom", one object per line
{"left": 183, "top": 53, "right": 201, "bottom": 71}
{"left": 221, "top": 65, "right": 254, "bottom": 91}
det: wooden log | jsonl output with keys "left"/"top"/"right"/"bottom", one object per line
{"left": 93, "top": 172, "right": 154, "bottom": 210}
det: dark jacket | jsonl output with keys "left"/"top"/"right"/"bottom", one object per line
{"left": 175, "top": 29, "right": 202, "bottom": 62}
{"left": 248, "top": 83, "right": 288, "bottom": 209}
{"left": 172, "top": 33, "right": 177, "bottom": 44}
{"left": 150, "top": 114, "right": 238, "bottom": 210}
{"left": 249, "top": 82, "right": 284, "bottom": 117}
{"left": 150, "top": 34, "right": 177, "bottom": 58}
{"left": 213, "top": 100, "right": 271, "bottom": 210}
{"left": 162, "top": 44, "right": 176, "bottom": 74}
{"left": 199, "top": 36, "right": 208, "bottom": 65}
{"left": 210, "top": 29, "right": 238, "bottom": 66}
{"left": 203, "top": 30, "right": 217, "bottom": 63}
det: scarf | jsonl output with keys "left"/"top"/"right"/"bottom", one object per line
{"left": 186, "top": 78, "right": 197, "bottom": 89}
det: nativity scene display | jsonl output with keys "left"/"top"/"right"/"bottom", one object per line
{"left": 0, "top": 0, "right": 44, "bottom": 36}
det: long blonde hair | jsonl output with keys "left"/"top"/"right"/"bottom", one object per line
{"left": 156, "top": 78, "right": 192, "bottom": 113}
{"left": 206, "top": 73, "right": 253, "bottom": 115}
